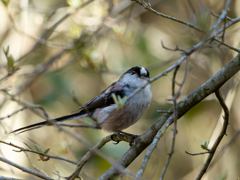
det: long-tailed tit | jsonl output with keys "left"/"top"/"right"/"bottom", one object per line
{"left": 11, "top": 66, "right": 152, "bottom": 135}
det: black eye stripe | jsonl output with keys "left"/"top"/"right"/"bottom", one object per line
{"left": 124, "top": 66, "right": 149, "bottom": 78}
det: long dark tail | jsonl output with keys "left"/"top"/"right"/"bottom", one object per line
{"left": 10, "top": 112, "right": 86, "bottom": 134}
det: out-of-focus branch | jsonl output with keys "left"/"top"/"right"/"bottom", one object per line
{"left": 0, "top": 157, "right": 54, "bottom": 180}
{"left": 99, "top": 52, "right": 240, "bottom": 179}
{"left": 0, "top": 176, "right": 23, "bottom": 180}
{"left": 0, "top": 107, "right": 27, "bottom": 121}
{"left": 211, "top": 11, "right": 233, "bottom": 21}
{"left": 24, "top": 152, "right": 48, "bottom": 176}
{"left": 159, "top": 59, "right": 189, "bottom": 180}
{"left": 126, "top": 4, "right": 235, "bottom": 177}
{"left": 67, "top": 134, "right": 133, "bottom": 180}
{"left": 0, "top": 140, "right": 77, "bottom": 165}
{"left": 15, "top": 49, "right": 67, "bottom": 95}
{"left": 149, "top": 18, "right": 240, "bottom": 84}
{"left": 60, "top": 128, "right": 117, "bottom": 165}
{"left": 3, "top": 0, "right": 94, "bottom": 50}
{"left": 134, "top": 0, "right": 240, "bottom": 53}
{"left": 185, "top": 151, "right": 210, "bottom": 156}
{"left": 209, "top": 129, "right": 240, "bottom": 168}
{"left": 195, "top": 90, "right": 229, "bottom": 180}
{"left": 0, "top": 90, "right": 49, "bottom": 119}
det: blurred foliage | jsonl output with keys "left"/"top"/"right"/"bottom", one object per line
{"left": 0, "top": 0, "right": 240, "bottom": 179}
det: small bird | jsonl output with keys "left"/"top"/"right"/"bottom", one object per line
{"left": 11, "top": 66, "right": 152, "bottom": 136}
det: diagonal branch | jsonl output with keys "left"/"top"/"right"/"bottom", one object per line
{"left": 67, "top": 134, "right": 134, "bottom": 180}
{"left": 195, "top": 90, "right": 229, "bottom": 180}
{"left": 0, "top": 157, "right": 54, "bottom": 180}
{"left": 99, "top": 52, "right": 240, "bottom": 179}
{"left": 0, "top": 140, "right": 77, "bottom": 165}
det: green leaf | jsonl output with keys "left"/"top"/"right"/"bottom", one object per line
{"left": 112, "top": 93, "right": 118, "bottom": 104}
{"left": 1, "top": 0, "right": 10, "bottom": 6}
{"left": 201, "top": 140, "right": 210, "bottom": 150}
{"left": 111, "top": 93, "right": 127, "bottom": 110}
{"left": 3, "top": 46, "right": 16, "bottom": 73}
{"left": 82, "top": 117, "right": 94, "bottom": 124}
{"left": 119, "top": 96, "right": 127, "bottom": 105}
{"left": 205, "top": 140, "right": 210, "bottom": 147}
{"left": 35, "top": 144, "right": 42, "bottom": 153}
{"left": 43, "top": 148, "right": 50, "bottom": 154}
{"left": 7, "top": 56, "right": 14, "bottom": 71}
{"left": 3, "top": 46, "right": 9, "bottom": 55}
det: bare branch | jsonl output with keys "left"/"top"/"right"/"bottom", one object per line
{"left": 0, "top": 157, "right": 54, "bottom": 180}
{"left": 67, "top": 134, "right": 134, "bottom": 180}
{"left": 0, "top": 90, "right": 49, "bottom": 119}
{"left": 211, "top": 11, "right": 233, "bottom": 21}
{"left": 0, "top": 107, "right": 27, "bottom": 120}
{"left": 161, "top": 41, "right": 187, "bottom": 54}
{"left": 185, "top": 151, "right": 210, "bottom": 156}
{"left": 159, "top": 60, "right": 185, "bottom": 180}
{"left": 24, "top": 152, "right": 48, "bottom": 176}
{"left": 195, "top": 90, "right": 229, "bottom": 179}
{"left": 0, "top": 140, "right": 77, "bottom": 165}
{"left": 134, "top": 0, "right": 240, "bottom": 53}
{"left": 0, "top": 176, "right": 23, "bottom": 180}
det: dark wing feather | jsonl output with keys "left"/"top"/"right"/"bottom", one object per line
{"left": 78, "top": 82, "right": 125, "bottom": 114}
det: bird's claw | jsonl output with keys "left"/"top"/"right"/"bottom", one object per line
{"left": 111, "top": 133, "right": 120, "bottom": 145}
{"left": 110, "top": 132, "right": 139, "bottom": 146}
{"left": 129, "top": 135, "right": 139, "bottom": 146}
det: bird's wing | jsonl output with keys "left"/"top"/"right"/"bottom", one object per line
{"left": 78, "top": 82, "right": 125, "bottom": 113}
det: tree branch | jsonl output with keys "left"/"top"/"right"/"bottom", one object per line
{"left": 196, "top": 90, "right": 229, "bottom": 180}
{"left": 99, "top": 53, "right": 240, "bottom": 179}
{"left": 0, "top": 157, "right": 54, "bottom": 180}
{"left": 0, "top": 140, "right": 77, "bottom": 165}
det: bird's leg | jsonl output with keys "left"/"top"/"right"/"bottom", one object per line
{"left": 115, "top": 130, "right": 139, "bottom": 146}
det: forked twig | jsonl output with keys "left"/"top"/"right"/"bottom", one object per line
{"left": 196, "top": 90, "right": 229, "bottom": 180}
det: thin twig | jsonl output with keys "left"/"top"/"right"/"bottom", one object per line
{"left": 0, "top": 90, "right": 49, "bottom": 119}
{"left": 159, "top": 56, "right": 189, "bottom": 180}
{"left": 209, "top": 129, "right": 240, "bottom": 168}
{"left": 0, "top": 176, "right": 23, "bottom": 180}
{"left": 0, "top": 157, "right": 54, "bottom": 180}
{"left": 0, "top": 107, "right": 27, "bottom": 120}
{"left": 24, "top": 152, "right": 48, "bottom": 176}
{"left": 134, "top": 0, "right": 240, "bottom": 53}
{"left": 218, "top": 16, "right": 227, "bottom": 47}
{"left": 185, "top": 151, "right": 210, "bottom": 156}
{"left": 71, "top": 91, "right": 82, "bottom": 107}
{"left": 159, "top": 61, "right": 183, "bottom": 180}
{"left": 196, "top": 90, "right": 229, "bottom": 180}
{"left": 161, "top": 41, "right": 187, "bottom": 54}
{"left": 67, "top": 134, "right": 133, "bottom": 180}
{"left": 0, "top": 140, "right": 77, "bottom": 165}
{"left": 60, "top": 127, "right": 117, "bottom": 165}
{"left": 211, "top": 11, "right": 233, "bottom": 21}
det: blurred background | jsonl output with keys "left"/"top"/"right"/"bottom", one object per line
{"left": 0, "top": 0, "right": 240, "bottom": 179}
